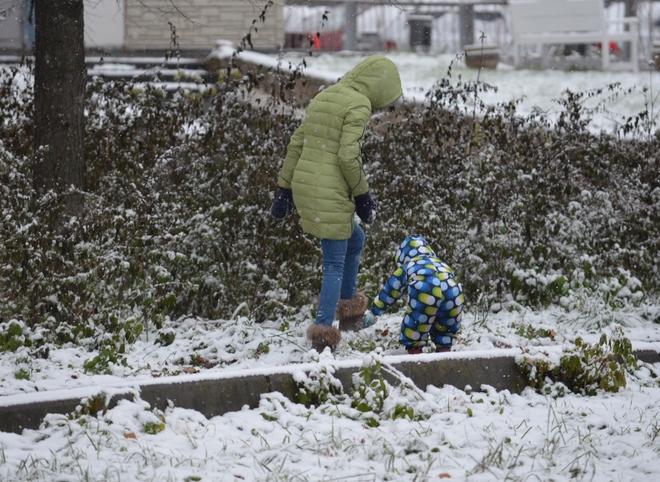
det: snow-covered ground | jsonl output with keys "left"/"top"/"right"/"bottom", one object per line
{"left": 2, "top": 48, "right": 660, "bottom": 481}
{"left": 1, "top": 301, "right": 660, "bottom": 481}
{"left": 204, "top": 43, "right": 660, "bottom": 134}
{"left": 277, "top": 50, "right": 660, "bottom": 134}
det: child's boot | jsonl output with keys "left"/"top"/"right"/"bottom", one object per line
{"left": 336, "top": 293, "right": 369, "bottom": 331}
{"left": 307, "top": 323, "right": 341, "bottom": 353}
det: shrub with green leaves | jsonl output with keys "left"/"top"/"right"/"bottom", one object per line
{"left": 0, "top": 321, "right": 26, "bottom": 352}
{"left": 351, "top": 354, "right": 389, "bottom": 426}
{"left": 518, "top": 326, "right": 638, "bottom": 396}
{"left": 294, "top": 364, "right": 345, "bottom": 407}
{"left": 293, "top": 350, "right": 427, "bottom": 425}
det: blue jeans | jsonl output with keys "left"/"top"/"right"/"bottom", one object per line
{"left": 315, "top": 222, "right": 365, "bottom": 326}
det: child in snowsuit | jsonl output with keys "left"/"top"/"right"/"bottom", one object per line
{"left": 270, "top": 56, "right": 403, "bottom": 353}
{"left": 370, "top": 235, "right": 464, "bottom": 353}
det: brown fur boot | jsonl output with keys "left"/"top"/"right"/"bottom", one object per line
{"left": 307, "top": 324, "right": 341, "bottom": 353}
{"left": 336, "top": 293, "right": 368, "bottom": 332}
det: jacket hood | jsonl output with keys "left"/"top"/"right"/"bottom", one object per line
{"left": 395, "top": 235, "right": 436, "bottom": 267}
{"left": 339, "top": 55, "right": 403, "bottom": 110}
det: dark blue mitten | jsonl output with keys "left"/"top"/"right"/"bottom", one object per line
{"left": 355, "top": 192, "right": 377, "bottom": 225}
{"left": 270, "top": 188, "right": 294, "bottom": 220}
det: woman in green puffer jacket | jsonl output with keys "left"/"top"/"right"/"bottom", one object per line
{"left": 270, "top": 55, "right": 403, "bottom": 353}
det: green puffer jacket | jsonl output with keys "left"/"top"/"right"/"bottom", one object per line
{"left": 277, "top": 55, "right": 403, "bottom": 240}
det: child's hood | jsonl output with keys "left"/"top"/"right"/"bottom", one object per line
{"left": 396, "top": 235, "right": 436, "bottom": 267}
{"left": 338, "top": 55, "right": 403, "bottom": 110}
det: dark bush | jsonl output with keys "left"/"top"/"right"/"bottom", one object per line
{"left": 0, "top": 60, "right": 658, "bottom": 350}
{"left": 362, "top": 76, "right": 659, "bottom": 311}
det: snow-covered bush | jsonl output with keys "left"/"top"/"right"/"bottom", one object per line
{"left": 1, "top": 68, "right": 320, "bottom": 351}
{"left": 295, "top": 363, "right": 345, "bottom": 407}
{"left": 361, "top": 72, "right": 659, "bottom": 312}
{"left": 0, "top": 60, "right": 658, "bottom": 351}
{"left": 517, "top": 326, "right": 638, "bottom": 396}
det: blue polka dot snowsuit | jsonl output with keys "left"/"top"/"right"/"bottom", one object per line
{"left": 371, "top": 236, "right": 464, "bottom": 349}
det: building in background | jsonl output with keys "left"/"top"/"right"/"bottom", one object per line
{"left": 284, "top": 1, "right": 660, "bottom": 57}
{"left": 0, "top": 0, "right": 284, "bottom": 53}
{"left": 282, "top": 3, "right": 534, "bottom": 54}
{"left": 0, "top": 0, "right": 509, "bottom": 55}
{"left": 0, "top": 1, "right": 32, "bottom": 50}
{"left": 1, "top": 1, "right": 659, "bottom": 60}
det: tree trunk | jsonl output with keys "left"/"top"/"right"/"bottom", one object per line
{"left": 33, "top": 0, "right": 86, "bottom": 215}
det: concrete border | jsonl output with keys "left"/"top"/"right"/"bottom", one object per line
{"left": 1, "top": 348, "right": 658, "bottom": 435}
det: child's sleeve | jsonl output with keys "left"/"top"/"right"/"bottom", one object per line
{"left": 372, "top": 267, "right": 407, "bottom": 316}
{"left": 338, "top": 106, "right": 371, "bottom": 196}
{"left": 278, "top": 124, "right": 305, "bottom": 189}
